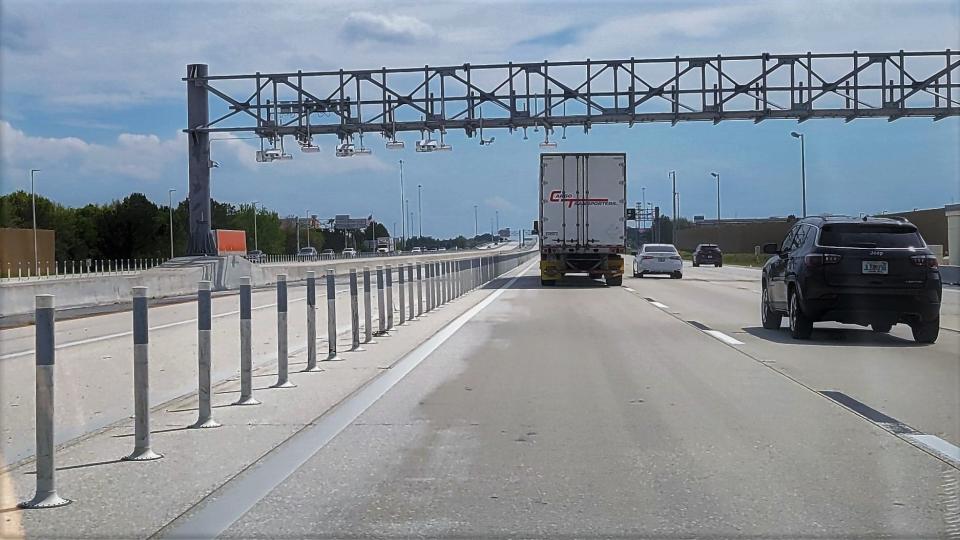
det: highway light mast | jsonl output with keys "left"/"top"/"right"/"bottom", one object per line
{"left": 710, "top": 172, "right": 721, "bottom": 245}
{"left": 30, "top": 169, "right": 40, "bottom": 274}
{"left": 791, "top": 131, "right": 808, "bottom": 217}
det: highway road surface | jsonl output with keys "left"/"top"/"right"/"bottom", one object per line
{"left": 157, "top": 260, "right": 959, "bottom": 538}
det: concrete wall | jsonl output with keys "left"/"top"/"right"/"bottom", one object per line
{"left": 0, "top": 249, "right": 532, "bottom": 318}
{"left": 883, "top": 208, "right": 948, "bottom": 253}
{"left": 0, "top": 228, "right": 55, "bottom": 272}
{"left": 675, "top": 220, "right": 795, "bottom": 253}
{"left": 676, "top": 207, "right": 950, "bottom": 255}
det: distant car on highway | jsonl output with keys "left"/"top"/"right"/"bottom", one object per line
{"left": 297, "top": 247, "right": 318, "bottom": 260}
{"left": 760, "top": 216, "right": 941, "bottom": 343}
{"left": 376, "top": 247, "right": 389, "bottom": 254}
{"left": 633, "top": 244, "right": 683, "bottom": 279}
{"left": 245, "top": 250, "right": 266, "bottom": 263}
{"left": 692, "top": 244, "right": 723, "bottom": 267}
{"left": 411, "top": 247, "right": 423, "bottom": 253}
{"left": 342, "top": 248, "right": 357, "bottom": 257}
{"left": 438, "top": 247, "right": 447, "bottom": 252}
{"left": 320, "top": 249, "right": 335, "bottom": 259}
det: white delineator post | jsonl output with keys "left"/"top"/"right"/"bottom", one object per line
{"left": 326, "top": 268, "right": 341, "bottom": 360}
{"left": 19, "top": 295, "right": 72, "bottom": 509}
{"left": 407, "top": 263, "right": 415, "bottom": 320}
{"left": 235, "top": 277, "right": 260, "bottom": 405}
{"left": 386, "top": 264, "right": 394, "bottom": 330}
{"left": 363, "top": 267, "right": 374, "bottom": 344}
{"left": 416, "top": 262, "right": 423, "bottom": 316}
{"left": 304, "top": 271, "right": 321, "bottom": 371}
{"left": 123, "top": 287, "right": 163, "bottom": 461}
{"left": 350, "top": 269, "right": 363, "bottom": 351}
{"left": 273, "top": 275, "right": 295, "bottom": 388}
{"left": 192, "top": 281, "right": 221, "bottom": 428}
{"left": 376, "top": 265, "right": 386, "bottom": 334}
{"left": 398, "top": 263, "right": 406, "bottom": 325}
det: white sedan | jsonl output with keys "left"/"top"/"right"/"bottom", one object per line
{"left": 633, "top": 244, "right": 683, "bottom": 279}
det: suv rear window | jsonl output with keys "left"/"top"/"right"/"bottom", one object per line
{"left": 818, "top": 224, "right": 924, "bottom": 248}
{"left": 698, "top": 245, "right": 720, "bottom": 251}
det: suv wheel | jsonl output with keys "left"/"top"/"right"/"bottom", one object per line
{"left": 911, "top": 317, "right": 940, "bottom": 344}
{"left": 761, "top": 287, "right": 782, "bottom": 330}
{"left": 870, "top": 322, "right": 893, "bottom": 333}
{"left": 789, "top": 291, "right": 813, "bottom": 339}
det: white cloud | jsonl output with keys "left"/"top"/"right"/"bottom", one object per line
{"left": 341, "top": 12, "right": 434, "bottom": 44}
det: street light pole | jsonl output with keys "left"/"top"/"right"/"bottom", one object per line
{"left": 669, "top": 170, "right": 677, "bottom": 224}
{"left": 474, "top": 205, "right": 478, "bottom": 239}
{"left": 399, "top": 160, "right": 405, "bottom": 249}
{"left": 417, "top": 184, "right": 423, "bottom": 240}
{"left": 710, "top": 172, "right": 721, "bottom": 245}
{"left": 641, "top": 186, "right": 646, "bottom": 228}
{"left": 252, "top": 201, "right": 259, "bottom": 251}
{"left": 791, "top": 131, "right": 807, "bottom": 217}
{"left": 495, "top": 210, "right": 499, "bottom": 238}
{"left": 168, "top": 189, "right": 177, "bottom": 259}
{"left": 305, "top": 210, "right": 311, "bottom": 247}
{"left": 30, "top": 169, "right": 40, "bottom": 273}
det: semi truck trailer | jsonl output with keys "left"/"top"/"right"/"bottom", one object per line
{"left": 537, "top": 153, "right": 626, "bottom": 286}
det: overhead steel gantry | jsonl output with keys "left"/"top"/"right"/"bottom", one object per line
{"left": 184, "top": 50, "right": 959, "bottom": 254}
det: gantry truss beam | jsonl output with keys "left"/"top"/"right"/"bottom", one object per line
{"left": 185, "top": 50, "right": 960, "bottom": 143}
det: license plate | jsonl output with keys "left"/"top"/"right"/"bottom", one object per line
{"left": 658, "top": 257, "right": 665, "bottom": 262}
{"left": 862, "top": 260, "right": 888, "bottom": 274}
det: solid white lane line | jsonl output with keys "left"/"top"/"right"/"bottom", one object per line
{"left": 703, "top": 329, "right": 745, "bottom": 346}
{"left": 160, "top": 258, "right": 538, "bottom": 539}
{"left": 623, "top": 287, "right": 635, "bottom": 292}
{"left": 903, "top": 434, "right": 960, "bottom": 465}
{"left": 649, "top": 301, "right": 669, "bottom": 309}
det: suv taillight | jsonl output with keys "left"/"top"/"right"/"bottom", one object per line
{"left": 804, "top": 253, "right": 841, "bottom": 267}
{"left": 910, "top": 254, "right": 939, "bottom": 269}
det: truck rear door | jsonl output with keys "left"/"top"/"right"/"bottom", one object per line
{"left": 540, "top": 154, "right": 625, "bottom": 251}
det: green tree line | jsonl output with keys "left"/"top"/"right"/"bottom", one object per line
{"left": 0, "top": 191, "right": 396, "bottom": 260}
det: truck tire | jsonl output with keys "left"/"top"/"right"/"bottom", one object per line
{"left": 606, "top": 276, "right": 623, "bottom": 286}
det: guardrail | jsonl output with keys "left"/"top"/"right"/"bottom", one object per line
{"left": 15, "top": 248, "right": 537, "bottom": 507}
{"left": 0, "top": 258, "right": 168, "bottom": 282}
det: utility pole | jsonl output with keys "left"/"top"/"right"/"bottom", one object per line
{"left": 417, "top": 184, "right": 423, "bottom": 240}
{"left": 296, "top": 216, "right": 301, "bottom": 252}
{"left": 405, "top": 198, "right": 411, "bottom": 245}
{"left": 495, "top": 210, "right": 499, "bottom": 236}
{"left": 641, "top": 186, "right": 646, "bottom": 228}
{"left": 474, "top": 205, "right": 478, "bottom": 239}
{"left": 30, "top": 169, "right": 40, "bottom": 274}
{"left": 168, "top": 189, "right": 177, "bottom": 259}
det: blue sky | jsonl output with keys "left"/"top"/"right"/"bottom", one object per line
{"left": 2, "top": 0, "right": 958, "bottom": 238}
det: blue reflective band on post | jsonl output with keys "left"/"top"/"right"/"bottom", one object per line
{"left": 133, "top": 296, "right": 149, "bottom": 345}
{"left": 35, "top": 308, "right": 55, "bottom": 366}
{"left": 326, "top": 271, "right": 335, "bottom": 297}
{"left": 240, "top": 285, "right": 251, "bottom": 320}
{"left": 277, "top": 283, "right": 287, "bottom": 312}
{"left": 307, "top": 277, "right": 316, "bottom": 306}
{"left": 198, "top": 290, "right": 212, "bottom": 330}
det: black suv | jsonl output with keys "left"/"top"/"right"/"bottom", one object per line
{"left": 760, "top": 216, "right": 941, "bottom": 343}
{"left": 692, "top": 244, "right": 723, "bottom": 267}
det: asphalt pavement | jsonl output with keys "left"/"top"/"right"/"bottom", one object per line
{"left": 158, "top": 260, "right": 958, "bottom": 538}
